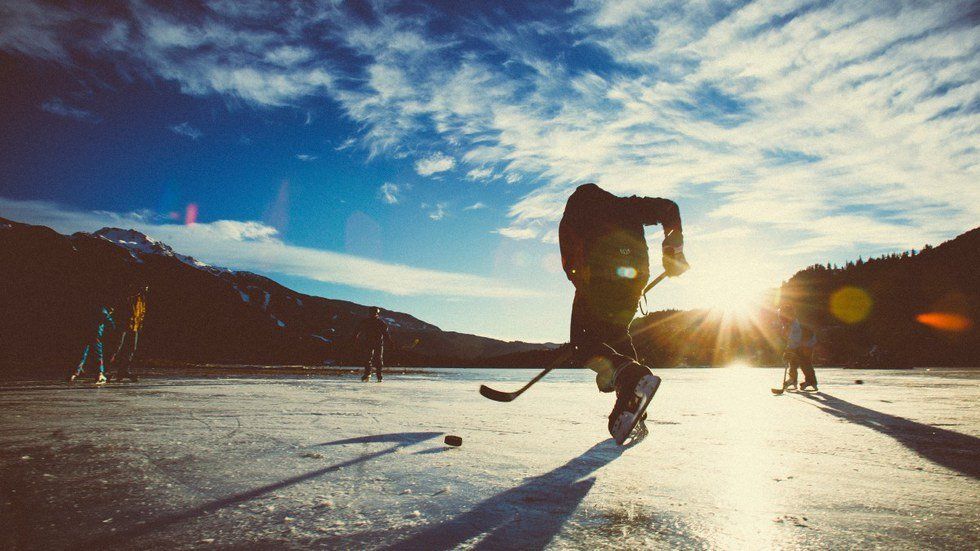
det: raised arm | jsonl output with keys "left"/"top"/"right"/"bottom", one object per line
{"left": 625, "top": 196, "right": 688, "bottom": 277}
{"left": 624, "top": 196, "right": 682, "bottom": 241}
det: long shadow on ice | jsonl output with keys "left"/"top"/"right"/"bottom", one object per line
{"left": 799, "top": 393, "right": 980, "bottom": 479}
{"left": 85, "top": 432, "right": 441, "bottom": 547}
{"left": 381, "top": 438, "right": 628, "bottom": 551}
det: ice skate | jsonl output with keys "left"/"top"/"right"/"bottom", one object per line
{"left": 608, "top": 363, "right": 661, "bottom": 446}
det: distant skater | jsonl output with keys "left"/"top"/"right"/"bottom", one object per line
{"left": 780, "top": 304, "right": 818, "bottom": 391}
{"left": 355, "top": 307, "right": 393, "bottom": 382}
{"left": 69, "top": 305, "right": 116, "bottom": 385}
{"left": 110, "top": 285, "right": 148, "bottom": 382}
{"left": 559, "top": 183, "right": 689, "bottom": 444}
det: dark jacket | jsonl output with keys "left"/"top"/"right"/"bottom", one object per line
{"left": 356, "top": 317, "right": 392, "bottom": 348}
{"left": 559, "top": 183, "right": 682, "bottom": 294}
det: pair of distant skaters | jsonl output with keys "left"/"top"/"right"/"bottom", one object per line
{"left": 69, "top": 285, "right": 148, "bottom": 385}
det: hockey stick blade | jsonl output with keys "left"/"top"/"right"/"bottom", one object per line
{"left": 479, "top": 270, "right": 671, "bottom": 404}
{"left": 479, "top": 384, "right": 518, "bottom": 402}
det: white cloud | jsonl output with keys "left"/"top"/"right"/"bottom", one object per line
{"left": 170, "top": 121, "right": 202, "bottom": 140}
{"left": 494, "top": 226, "right": 538, "bottom": 240}
{"left": 0, "top": 197, "right": 539, "bottom": 299}
{"left": 317, "top": 0, "right": 978, "bottom": 264}
{"left": 415, "top": 152, "right": 456, "bottom": 176}
{"left": 2, "top": 0, "right": 977, "bottom": 275}
{"left": 0, "top": 0, "right": 75, "bottom": 61}
{"left": 463, "top": 202, "right": 486, "bottom": 211}
{"left": 264, "top": 45, "right": 313, "bottom": 67}
{"left": 334, "top": 137, "right": 356, "bottom": 151}
{"left": 295, "top": 154, "right": 316, "bottom": 161}
{"left": 427, "top": 202, "right": 448, "bottom": 221}
{"left": 378, "top": 183, "right": 400, "bottom": 204}
{"left": 40, "top": 97, "right": 99, "bottom": 122}
{"left": 466, "top": 167, "right": 493, "bottom": 181}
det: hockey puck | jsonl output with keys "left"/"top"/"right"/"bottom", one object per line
{"left": 444, "top": 435, "right": 463, "bottom": 447}
{"left": 854, "top": 379, "right": 864, "bottom": 385}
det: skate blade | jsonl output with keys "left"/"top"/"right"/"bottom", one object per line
{"left": 612, "top": 375, "right": 661, "bottom": 446}
{"left": 624, "top": 420, "right": 649, "bottom": 446}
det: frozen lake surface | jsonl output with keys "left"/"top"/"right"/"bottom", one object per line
{"left": 1, "top": 368, "right": 978, "bottom": 550}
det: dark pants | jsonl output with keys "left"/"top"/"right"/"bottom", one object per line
{"left": 570, "top": 282, "right": 643, "bottom": 392}
{"left": 787, "top": 348, "right": 817, "bottom": 388}
{"left": 111, "top": 331, "right": 140, "bottom": 380}
{"left": 362, "top": 346, "right": 384, "bottom": 380}
{"left": 73, "top": 339, "right": 106, "bottom": 377}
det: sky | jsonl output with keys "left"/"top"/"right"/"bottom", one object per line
{"left": 0, "top": 0, "right": 977, "bottom": 342}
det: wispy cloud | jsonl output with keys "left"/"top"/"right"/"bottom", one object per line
{"left": 170, "top": 121, "right": 202, "bottom": 140}
{"left": 334, "top": 137, "right": 356, "bottom": 151}
{"left": 40, "top": 97, "right": 99, "bottom": 122}
{"left": 0, "top": 197, "right": 539, "bottom": 299}
{"left": 494, "top": 226, "right": 537, "bottom": 240}
{"left": 295, "top": 154, "right": 316, "bottom": 161}
{"left": 378, "top": 182, "right": 400, "bottom": 204}
{"left": 426, "top": 202, "right": 448, "bottom": 221}
{"left": 415, "top": 152, "right": 455, "bottom": 176}
{"left": 466, "top": 167, "right": 493, "bottom": 181}
{"left": 2, "top": 0, "right": 977, "bottom": 265}
{"left": 463, "top": 202, "right": 486, "bottom": 211}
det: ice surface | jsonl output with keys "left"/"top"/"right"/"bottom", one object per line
{"left": 1, "top": 368, "right": 977, "bottom": 550}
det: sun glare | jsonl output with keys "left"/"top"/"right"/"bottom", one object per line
{"left": 672, "top": 241, "right": 777, "bottom": 318}
{"left": 698, "top": 272, "right": 770, "bottom": 318}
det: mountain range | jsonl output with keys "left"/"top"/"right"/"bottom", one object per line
{"left": 0, "top": 218, "right": 556, "bottom": 375}
{"left": 2, "top": 217, "right": 975, "bottom": 375}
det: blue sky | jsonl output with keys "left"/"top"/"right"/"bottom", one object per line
{"left": 0, "top": 0, "right": 977, "bottom": 342}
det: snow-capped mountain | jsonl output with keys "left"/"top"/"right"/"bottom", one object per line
{"left": 0, "top": 218, "right": 555, "bottom": 371}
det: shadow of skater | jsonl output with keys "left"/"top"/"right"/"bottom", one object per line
{"left": 383, "top": 439, "right": 629, "bottom": 551}
{"left": 85, "top": 432, "right": 441, "bottom": 547}
{"left": 799, "top": 393, "right": 980, "bottom": 479}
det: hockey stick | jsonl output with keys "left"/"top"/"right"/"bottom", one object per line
{"left": 479, "top": 345, "right": 575, "bottom": 402}
{"left": 771, "top": 364, "right": 789, "bottom": 395}
{"left": 480, "top": 270, "right": 669, "bottom": 403}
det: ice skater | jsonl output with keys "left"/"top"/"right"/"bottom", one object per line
{"left": 559, "top": 183, "right": 688, "bottom": 444}
{"left": 69, "top": 305, "right": 116, "bottom": 385}
{"left": 355, "top": 307, "right": 393, "bottom": 382}
{"left": 780, "top": 304, "right": 818, "bottom": 391}
{"left": 110, "top": 284, "right": 148, "bottom": 382}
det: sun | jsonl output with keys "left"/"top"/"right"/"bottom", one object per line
{"left": 685, "top": 259, "right": 774, "bottom": 318}
{"left": 694, "top": 271, "right": 770, "bottom": 317}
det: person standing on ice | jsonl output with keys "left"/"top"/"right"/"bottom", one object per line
{"left": 110, "top": 284, "right": 148, "bottom": 382}
{"left": 69, "top": 305, "right": 116, "bottom": 385}
{"left": 780, "top": 304, "right": 818, "bottom": 391}
{"left": 559, "top": 183, "right": 689, "bottom": 444}
{"left": 355, "top": 307, "right": 393, "bottom": 382}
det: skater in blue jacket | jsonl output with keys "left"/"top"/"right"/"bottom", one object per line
{"left": 69, "top": 305, "right": 116, "bottom": 385}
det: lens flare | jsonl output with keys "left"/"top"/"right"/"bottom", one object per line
{"left": 184, "top": 203, "right": 198, "bottom": 225}
{"left": 916, "top": 312, "right": 972, "bottom": 332}
{"left": 830, "top": 286, "right": 872, "bottom": 324}
{"left": 616, "top": 266, "right": 638, "bottom": 279}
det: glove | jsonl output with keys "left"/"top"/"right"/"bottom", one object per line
{"left": 662, "top": 242, "right": 689, "bottom": 277}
